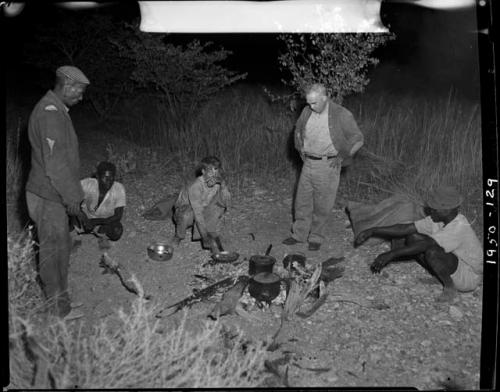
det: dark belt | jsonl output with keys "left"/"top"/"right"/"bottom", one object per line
{"left": 305, "top": 154, "right": 337, "bottom": 160}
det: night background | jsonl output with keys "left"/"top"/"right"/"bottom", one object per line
{"left": 4, "top": 1, "right": 494, "bottom": 390}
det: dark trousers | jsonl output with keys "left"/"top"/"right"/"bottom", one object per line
{"left": 70, "top": 217, "right": 123, "bottom": 241}
{"left": 26, "top": 191, "right": 71, "bottom": 317}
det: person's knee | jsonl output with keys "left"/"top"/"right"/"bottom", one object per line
{"left": 425, "top": 245, "right": 446, "bottom": 260}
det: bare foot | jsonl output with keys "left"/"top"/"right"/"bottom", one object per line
{"left": 436, "top": 287, "right": 457, "bottom": 303}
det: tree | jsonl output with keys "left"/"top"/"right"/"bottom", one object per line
{"left": 278, "top": 33, "right": 394, "bottom": 103}
{"left": 22, "top": 8, "right": 136, "bottom": 119}
{"left": 114, "top": 32, "right": 246, "bottom": 125}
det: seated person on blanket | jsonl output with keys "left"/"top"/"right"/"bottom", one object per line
{"left": 354, "top": 185, "right": 483, "bottom": 302}
{"left": 171, "top": 156, "right": 231, "bottom": 251}
{"left": 71, "top": 161, "right": 126, "bottom": 246}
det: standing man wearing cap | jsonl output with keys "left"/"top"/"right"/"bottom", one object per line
{"left": 26, "top": 65, "right": 90, "bottom": 320}
{"left": 354, "top": 185, "right": 483, "bottom": 302}
{"left": 282, "top": 83, "right": 364, "bottom": 251}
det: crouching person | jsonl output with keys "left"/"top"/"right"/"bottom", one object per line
{"left": 171, "top": 156, "right": 231, "bottom": 252}
{"left": 354, "top": 185, "right": 483, "bottom": 302}
{"left": 72, "top": 161, "right": 126, "bottom": 249}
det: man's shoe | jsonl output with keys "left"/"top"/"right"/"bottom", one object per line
{"left": 282, "top": 237, "right": 300, "bottom": 245}
{"left": 63, "top": 308, "right": 84, "bottom": 321}
{"left": 308, "top": 242, "right": 321, "bottom": 251}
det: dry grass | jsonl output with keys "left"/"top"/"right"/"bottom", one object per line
{"left": 8, "top": 231, "right": 267, "bottom": 389}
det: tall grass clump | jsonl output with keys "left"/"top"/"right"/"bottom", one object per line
{"left": 8, "top": 231, "right": 267, "bottom": 389}
{"left": 347, "top": 89, "right": 482, "bottom": 236}
{"left": 128, "top": 84, "right": 298, "bottom": 191}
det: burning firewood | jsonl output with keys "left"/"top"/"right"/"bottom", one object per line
{"left": 208, "top": 276, "right": 249, "bottom": 319}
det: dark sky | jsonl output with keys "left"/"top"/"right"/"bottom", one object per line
{"left": 3, "top": 1, "right": 483, "bottom": 100}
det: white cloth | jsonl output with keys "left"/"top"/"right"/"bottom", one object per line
{"left": 80, "top": 178, "right": 126, "bottom": 219}
{"left": 414, "top": 214, "right": 483, "bottom": 291}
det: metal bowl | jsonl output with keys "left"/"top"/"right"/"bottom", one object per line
{"left": 147, "top": 242, "right": 174, "bottom": 262}
{"left": 211, "top": 250, "right": 240, "bottom": 263}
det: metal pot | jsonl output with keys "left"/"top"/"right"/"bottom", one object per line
{"left": 147, "top": 242, "right": 174, "bottom": 262}
{"left": 283, "top": 252, "right": 306, "bottom": 270}
{"left": 248, "top": 272, "right": 281, "bottom": 303}
{"left": 248, "top": 255, "right": 276, "bottom": 275}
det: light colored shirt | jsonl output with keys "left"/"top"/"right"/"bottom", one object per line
{"left": 303, "top": 103, "right": 337, "bottom": 157}
{"left": 414, "top": 214, "right": 483, "bottom": 275}
{"left": 80, "top": 178, "right": 126, "bottom": 219}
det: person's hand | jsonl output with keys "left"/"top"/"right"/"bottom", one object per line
{"left": 370, "top": 253, "right": 392, "bottom": 274}
{"left": 354, "top": 228, "right": 373, "bottom": 247}
{"left": 83, "top": 218, "right": 96, "bottom": 232}
{"left": 67, "top": 201, "right": 83, "bottom": 217}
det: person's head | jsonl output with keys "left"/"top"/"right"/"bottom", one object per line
{"left": 425, "top": 185, "right": 462, "bottom": 223}
{"left": 53, "top": 65, "right": 90, "bottom": 107}
{"left": 304, "top": 83, "right": 329, "bottom": 114}
{"left": 96, "top": 161, "right": 116, "bottom": 193}
{"left": 198, "top": 156, "right": 222, "bottom": 187}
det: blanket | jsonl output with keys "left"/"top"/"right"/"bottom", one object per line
{"left": 142, "top": 195, "right": 177, "bottom": 220}
{"left": 346, "top": 193, "right": 426, "bottom": 245}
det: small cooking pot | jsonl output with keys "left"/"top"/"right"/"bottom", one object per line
{"left": 248, "top": 255, "right": 276, "bottom": 275}
{"left": 147, "top": 242, "right": 174, "bottom": 262}
{"left": 248, "top": 272, "right": 281, "bottom": 303}
{"left": 283, "top": 252, "right": 306, "bottom": 270}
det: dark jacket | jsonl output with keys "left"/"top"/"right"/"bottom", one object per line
{"left": 26, "top": 90, "right": 84, "bottom": 205}
{"left": 294, "top": 99, "right": 364, "bottom": 167}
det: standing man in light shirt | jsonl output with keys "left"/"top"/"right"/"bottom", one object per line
{"left": 25, "top": 65, "right": 90, "bottom": 320}
{"left": 283, "top": 83, "right": 364, "bottom": 251}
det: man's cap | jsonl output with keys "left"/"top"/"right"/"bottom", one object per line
{"left": 56, "top": 65, "right": 90, "bottom": 85}
{"left": 426, "top": 185, "right": 463, "bottom": 210}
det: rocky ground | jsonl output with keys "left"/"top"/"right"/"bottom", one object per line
{"left": 8, "top": 107, "right": 483, "bottom": 390}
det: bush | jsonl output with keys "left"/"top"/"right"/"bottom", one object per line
{"left": 22, "top": 9, "right": 136, "bottom": 119}
{"left": 115, "top": 33, "right": 246, "bottom": 130}
{"left": 343, "top": 89, "right": 483, "bottom": 237}
{"left": 278, "top": 33, "right": 394, "bottom": 102}
{"left": 8, "top": 230, "right": 267, "bottom": 389}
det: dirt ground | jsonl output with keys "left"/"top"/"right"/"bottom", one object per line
{"left": 9, "top": 106, "right": 483, "bottom": 390}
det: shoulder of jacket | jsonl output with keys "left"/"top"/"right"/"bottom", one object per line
{"left": 43, "top": 104, "right": 59, "bottom": 112}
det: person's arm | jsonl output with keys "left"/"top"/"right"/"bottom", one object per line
{"left": 339, "top": 110, "right": 364, "bottom": 166}
{"left": 354, "top": 223, "right": 417, "bottom": 246}
{"left": 188, "top": 181, "right": 209, "bottom": 239}
{"left": 370, "top": 234, "right": 438, "bottom": 273}
{"left": 294, "top": 108, "right": 308, "bottom": 160}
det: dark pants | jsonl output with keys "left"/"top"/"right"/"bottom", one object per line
{"left": 95, "top": 221, "right": 123, "bottom": 241}
{"left": 70, "top": 217, "right": 123, "bottom": 241}
{"left": 26, "top": 191, "right": 71, "bottom": 317}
